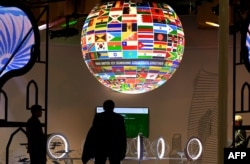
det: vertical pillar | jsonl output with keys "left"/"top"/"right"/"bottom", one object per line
{"left": 218, "top": 0, "right": 229, "bottom": 163}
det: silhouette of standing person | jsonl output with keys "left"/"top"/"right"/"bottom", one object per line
{"left": 230, "top": 115, "right": 247, "bottom": 148}
{"left": 26, "top": 105, "right": 46, "bottom": 164}
{"left": 82, "top": 100, "right": 127, "bottom": 164}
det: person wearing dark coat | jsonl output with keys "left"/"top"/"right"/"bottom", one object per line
{"left": 26, "top": 104, "right": 46, "bottom": 164}
{"left": 82, "top": 100, "right": 127, "bottom": 164}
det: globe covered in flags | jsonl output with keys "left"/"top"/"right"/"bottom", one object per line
{"left": 81, "top": 0, "right": 185, "bottom": 94}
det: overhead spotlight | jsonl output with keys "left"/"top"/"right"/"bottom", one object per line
{"left": 212, "top": 4, "right": 219, "bottom": 15}
{"left": 49, "top": 28, "right": 79, "bottom": 39}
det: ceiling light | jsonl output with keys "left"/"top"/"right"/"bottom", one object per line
{"left": 205, "top": 21, "right": 219, "bottom": 27}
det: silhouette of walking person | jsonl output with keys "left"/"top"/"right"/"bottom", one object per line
{"left": 82, "top": 100, "right": 127, "bottom": 164}
{"left": 26, "top": 105, "right": 46, "bottom": 164}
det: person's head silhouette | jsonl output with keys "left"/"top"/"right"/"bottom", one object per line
{"left": 30, "top": 104, "right": 42, "bottom": 117}
{"left": 103, "top": 100, "right": 115, "bottom": 112}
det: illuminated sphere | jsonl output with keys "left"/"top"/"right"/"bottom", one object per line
{"left": 81, "top": 1, "right": 185, "bottom": 94}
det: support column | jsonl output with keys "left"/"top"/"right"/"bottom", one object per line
{"left": 218, "top": 0, "right": 229, "bottom": 163}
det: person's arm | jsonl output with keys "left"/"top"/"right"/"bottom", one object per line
{"left": 82, "top": 127, "right": 95, "bottom": 164}
{"left": 235, "top": 130, "right": 247, "bottom": 148}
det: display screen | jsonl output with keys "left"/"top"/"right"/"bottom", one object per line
{"left": 96, "top": 107, "right": 149, "bottom": 138}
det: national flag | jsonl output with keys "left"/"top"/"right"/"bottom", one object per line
{"left": 137, "top": 15, "right": 153, "bottom": 24}
{"left": 99, "top": 73, "right": 111, "bottom": 80}
{"left": 163, "top": 9, "right": 176, "bottom": 19}
{"left": 83, "top": 20, "right": 89, "bottom": 29}
{"left": 167, "top": 25, "right": 177, "bottom": 35}
{"left": 108, "top": 15, "right": 122, "bottom": 24}
{"left": 159, "top": 66, "right": 171, "bottom": 73}
{"left": 137, "top": 7, "right": 151, "bottom": 14}
{"left": 81, "top": 37, "right": 87, "bottom": 48}
{"left": 122, "top": 14, "right": 137, "bottom": 23}
{"left": 108, "top": 52, "right": 123, "bottom": 58}
{"left": 138, "top": 50, "right": 153, "bottom": 59}
{"left": 122, "top": 41, "right": 137, "bottom": 50}
{"left": 122, "top": 32, "right": 137, "bottom": 41}
{"left": 112, "top": 66, "right": 124, "bottom": 74}
{"left": 95, "top": 33, "right": 106, "bottom": 42}
{"left": 154, "top": 42, "right": 167, "bottom": 51}
{"left": 138, "top": 40, "right": 153, "bottom": 50}
{"left": 87, "top": 43, "right": 96, "bottom": 52}
{"left": 96, "top": 16, "right": 109, "bottom": 25}
{"left": 95, "top": 24, "right": 107, "bottom": 33}
{"left": 150, "top": 8, "right": 164, "bottom": 16}
{"left": 175, "top": 19, "right": 183, "bottom": 27}
{"left": 166, "top": 51, "right": 178, "bottom": 60}
{"left": 125, "top": 78, "right": 137, "bottom": 85}
{"left": 124, "top": 65, "right": 137, "bottom": 71}
{"left": 110, "top": 7, "right": 123, "bottom": 15}
{"left": 152, "top": 15, "right": 166, "bottom": 24}
{"left": 116, "top": 74, "right": 136, "bottom": 78}
{"left": 177, "top": 36, "right": 185, "bottom": 45}
{"left": 95, "top": 42, "right": 108, "bottom": 51}
{"left": 152, "top": 51, "right": 167, "bottom": 58}
{"left": 138, "top": 25, "right": 153, "bottom": 32}
{"left": 167, "top": 34, "right": 178, "bottom": 45}
{"left": 153, "top": 23, "right": 168, "bottom": 33}
{"left": 137, "top": 66, "right": 149, "bottom": 72}
{"left": 108, "top": 42, "right": 122, "bottom": 51}
{"left": 97, "top": 51, "right": 109, "bottom": 59}
{"left": 177, "top": 45, "right": 184, "bottom": 55}
{"left": 86, "top": 30, "right": 95, "bottom": 35}
{"left": 149, "top": 66, "right": 161, "bottom": 73}
{"left": 138, "top": 72, "right": 147, "bottom": 80}
{"left": 122, "top": 23, "right": 137, "bottom": 32}
{"left": 136, "top": 2, "right": 150, "bottom": 7}
{"left": 177, "top": 27, "right": 184, "bottom": 36}
{"left": 107, "top": 23, "right": 122, "bottom": 32}
{"left": 166, "top": 24, "right": 174, "bottom": 34}
{"left": 146, "top": 73, "right": 158, "bottom": 80}
{"left": 123, "top": 51, "right": 137, "bottom": 58}
{"left": 166, "top": 45, "right": 177, "bottom": 53}
{"left": 98, "top": 9, "right": 109, "bottom": 16}
{"left": 103, "top": 67, "right": 114, "bottom": 74}
{"left": 86, "top": 34, "right": 95, "bottom": 44}
{"left": 85, "top": 52, "right": 98, "bottom": 60}
{"left": 154, "top": 33, "right": 167, "bottom": 41}
{"left": 165, "top": 15, "right": 177, "bottom": 25}
{"left": 124, "top": 66, "right": 137, "bottom": 75}
{"left": 137, "top": 33, "right": 154, "bottom": 40}
{"left": 87, "top": 18, "right": 96, "bottom": 31}
{"left": 106, "top": 32, "right": 121, "bottom": 41}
